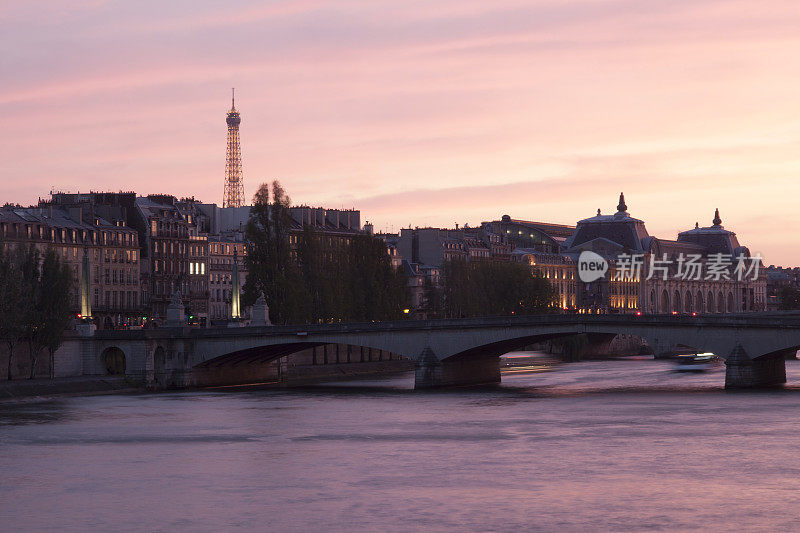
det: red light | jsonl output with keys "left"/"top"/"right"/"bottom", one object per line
{"left": 77, "top": 313, "right": 82, "bottom": 318}
{"left": 692, "top": 312, "right": 697, "bottom": 316}
{"left": 672, "top": 311, "right": 678, "bottom": 315}
{"left": 636, "top": 311, "right": 642, "bottom": 316}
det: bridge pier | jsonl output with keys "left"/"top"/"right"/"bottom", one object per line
{"left": 414, "top": 348, "right": 500, "bottom": 389}
{"left": 725, "top": 344, "right": 786, "bottom": 389}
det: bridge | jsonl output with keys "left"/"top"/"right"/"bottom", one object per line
{"left": 64, "top": 313, "right": 800, "bottom": 390}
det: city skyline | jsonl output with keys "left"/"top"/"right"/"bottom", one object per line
{"left": 3, "top": 1, "right": 800, "bottom": 264}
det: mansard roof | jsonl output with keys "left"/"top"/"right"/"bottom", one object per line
{"left": 565, "top": 194, "right": 650, "bottom": 253}
{"left": 564, "top": 196, "right": 755, "bottom": 259}
{"left": 645, "top": 237, "right": 706, "bottom": 257}
{"left": 677, "top": 209, "right": 742, "bottom": 256}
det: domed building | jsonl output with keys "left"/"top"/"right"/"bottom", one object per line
{"left": 561, "top": 194, "right": 766, "bottom": 314}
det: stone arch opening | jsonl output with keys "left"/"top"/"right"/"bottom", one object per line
{"left": 684, "top": 291, "right": 692, "bottom": 313}
{"left": 727, "top": 292, "right": 734, "bottom": 313}
{"left": 101, "top": 346, "right": 126, "bottom": 375}
{"left": 696, "top": 291, "right": 704, "bottom": 313}
{"left": 192, "top": 342, "right": 413, "bottom": 387}
{"left": 673, "top": 290, "right": 681, "bottom": 313}
{"left": 707, "top": 291, "right": 715, "bottom": 314}
{"left": 661, "top": 290, "right": 670, "bottom": 313}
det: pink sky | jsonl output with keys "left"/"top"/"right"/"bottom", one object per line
{"left": 2, "top": 1, "right": 800, "bottom": 264}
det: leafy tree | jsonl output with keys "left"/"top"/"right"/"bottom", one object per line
{"left": 345, "top": 234, "right": 408, "bottom": 322}
{"left": 38, "top": 249, "right": 73, "bottom": 378}
{"left": 0, "top": 245, "right": 73, "bottom": 380}
{"left": 0, "top": 245, "right": 25, "bottom": 380}
{"left": 244, "top": 181, "right": 408, "bottom": 324}
{"left": 297, "top": 225, "right": 349, "bottom": 322}
{"left": 422, "top": 274, "right": 443, "bottom": 319}
{"left": 18, "top": 246, "right": 44, "bottom": 379}
{"left": 778, "top": 286, "right": 800, "bottom": 310}
{"left": 243, "top": 181, "right": 310, "bottom": 324}
{"left": 437, "top": 259, "right": 557, "bottom": 318}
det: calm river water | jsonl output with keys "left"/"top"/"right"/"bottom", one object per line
{"left": 4, "top": 357, "right": 800, "bottom": 532}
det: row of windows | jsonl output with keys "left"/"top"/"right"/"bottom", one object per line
{"left": 150, "top": 219, "right": 188, "bottom": 238}
{"left": 212, "top": 273, "right": 233, "bottom": 285}
{"left": 210, "top": 257, "right": 239, "bottom": 266}
{"left": 188, "top": 244, "right": 207, "bottom": 257}
{"left": 153, "top": 240, "right": 191, "bottom": 256}
{"left": 210, "top": 243, "right": 245, "bottom": 255}
{"left": 0, "top": 223, "right": 137, "bottom": 247}
{"left": 101, "top": 268, "right": 138, "bottom": 285}
{"left": 93, "top": 289, "right": 139, "bottom": 310}
{"left": 211, "top": 289, "right": 233, "bottom": 302}
{"left": 153, "top": 259, "right": 188, "bottom": 275}
{"left": 104, "top": 248, "right": 137, "bottom": 263}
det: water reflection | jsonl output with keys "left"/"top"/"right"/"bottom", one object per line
{"left": 0, "top": 399, "right": 69, "bottom": 427}
{"left": 3, "top": 357, "right": 800, "bottom": 532}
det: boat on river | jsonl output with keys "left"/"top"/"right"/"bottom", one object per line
{"left": 674, "top": 352, "right": 718, "bottom": 372}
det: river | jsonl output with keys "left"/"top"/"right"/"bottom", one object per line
{"left": 3, "top": 356, "right": 800, "bottom": 532}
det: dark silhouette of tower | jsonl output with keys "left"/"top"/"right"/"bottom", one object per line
{"left": 223, "top": 88, "right": 244, "bottom": 208}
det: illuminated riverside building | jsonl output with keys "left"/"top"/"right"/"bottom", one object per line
{"left": 208, "top": 237, "right": 248, "bottom": 324}
{"left": 45, "top": 192, "right": 209, "bottom": 325}
{"left": 0, "top": 205, "right": 141, "bottom": 328}
{"left": 400, "top": 195, "right": 765, "bottom": 315}
{"left": 561, "top": 194, "right": 766, "bottom": 314}
{"left": 512, "top": 251, "right": 577, "bottom": 310}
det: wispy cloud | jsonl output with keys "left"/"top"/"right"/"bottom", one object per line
{"left": 2, "top": 0, "right": 800, "bottom": 261}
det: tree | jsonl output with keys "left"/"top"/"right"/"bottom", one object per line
{"left": 243, "top": 181, "right": 310, "bottom": 324}
{"left": 437, "top": 259, "right": 557, "bottom": 318}
{"left": 0, "top": 244, "right": 25, "bottom": 380}
{"left": 297, "top": 225, "right": 348, "bottom": 322}
{"left": 778, "top": 286, "right": 800, "bottom": 310}
{"left": 297, "top": 228, "right": 409, "bottom": 322}
{"left": 243, "top": 181, "right": 409, "bottom": 324}
{"left": 18, "top": 245, "right": 44, "bottom": 379}
{"left": 345, "top": 234, "right": 408, "bottom": 322}
{"left": 38, "top": 249, "right": 73, "bottom": 378}
{"left": 422, "top": 274, "right": 443, "bottom": 319}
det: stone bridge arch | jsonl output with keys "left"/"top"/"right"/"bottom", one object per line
{"left": 100, "top": 346, "right": 126, "bottom": 376}
{"left": 91, "top": 314, "right": 800, "bottom": 390}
